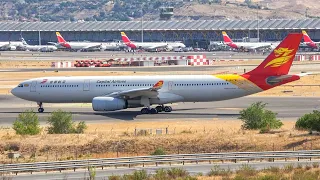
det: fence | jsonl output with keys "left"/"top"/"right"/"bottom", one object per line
{"left": 1, "top": 150, "right": 320, "bottom": 175}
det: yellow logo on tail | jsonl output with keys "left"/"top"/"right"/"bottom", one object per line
{"left": 264, "top": 48, "right": 294, "bottom": 68}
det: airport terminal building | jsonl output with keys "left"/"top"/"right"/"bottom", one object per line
{"left": 0, "top": 19, "right": 319, "bottom": 48}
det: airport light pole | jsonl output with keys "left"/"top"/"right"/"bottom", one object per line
{"left": 141, "top": 6, "right": 144, "bottom": 43}
{"left": 257, "top": 8, "right": 259, "bottom": 42}
{"left": 38, "top": 6, "right": 41, "bottom": 46}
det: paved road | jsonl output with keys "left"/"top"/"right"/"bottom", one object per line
{"left": 0, "top": 95, "right": 319, "bottom": 125}
{"left": 3, "top": 160, "right": 319, "bottom": 180}
{"left": 2, "top": 62, "right": 320, "bottom": 73}
{"left": 0, "top": 51, "right": 267, "bottom": 61}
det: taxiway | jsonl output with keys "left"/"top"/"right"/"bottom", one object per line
{"left": 0, "top": 95, "right": 319, "bottom": 125}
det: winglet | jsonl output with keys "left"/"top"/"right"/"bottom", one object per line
{"left": 152, "top": 80, "right": 164, "bottom": 90}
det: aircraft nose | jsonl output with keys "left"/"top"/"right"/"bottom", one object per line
{"left": 11, "top": 87, "right": 19, "bottom": 97}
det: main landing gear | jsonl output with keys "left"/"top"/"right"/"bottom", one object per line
{"left": 140, "top": 105, "right": 172, "bottom": 114}
{"left": 37, "top": 102, "right": 44, "bottom": 113}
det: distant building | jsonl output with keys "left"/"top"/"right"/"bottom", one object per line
{"left": 159, "top": 7, "right": 174, "bottom": 20}
{"left": 0, "top": 19, "right": 319, "bottom": 48}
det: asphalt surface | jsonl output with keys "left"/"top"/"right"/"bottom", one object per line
{"left": 0, "top": 51, "right": 268, "bottom": 61}
{"left": 2, "top": 62, "right": 320, "bottom": 74}
{"left": 0, "top": 95, "right": 319, "bottom": 125}
{"left": 3, "top": 160, "right": 320, "bottom": 180}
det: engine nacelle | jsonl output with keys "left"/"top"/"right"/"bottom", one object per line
{"left": 10, "top": 46, "right": 17, "bottom": 51}
{"left": 92, "top": 97, "right": 127, "bottom": 111}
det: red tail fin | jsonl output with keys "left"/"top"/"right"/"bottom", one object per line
{"left": 245, "top": 33, "right": 302, "bottom": 76}
{"left": 222, "top": 31, "right": 233, "bottom": 43}
{"left": 302, "top": 30, "right": 318, "bottom": 48}
{"left": 121, "top": 32, "right": 131, "bottom": 44}
{"left": 56, "top": 32, "right": 66, "bottom": 43}
{"left": 302, "top": 30, "right": 313, "bottom": 43}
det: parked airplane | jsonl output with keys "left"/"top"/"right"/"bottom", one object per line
{"left": 11, "top": 33, "right": 304, "bottom": 114}
{"left": 55, "top": 32, "right": 119, "bottom": 51}
{"left": 0, "top": 41, "right": 23, "bottom": 51}
{"left": 222, "top": 31, "right": 278, "bottom": 51}
{"left": 121, "top": 32, "right": 185, "bottom": 51}
{"left": 21, "top": 38, "right": 57, "bottom": 52}
{"left": 302, "top": 30, "right": 319, "bottom": 49}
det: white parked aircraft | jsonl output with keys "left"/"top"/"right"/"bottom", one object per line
{"left": 21, "top": 38, "right": 58, "bottom": 52}
{"left": 56, "top": 32, "right": 120, "bottom": 51}
{"left": 121, "top": 32, "right": 185, "bottom": 51}
{"left": 11, "top": 33, "right": 304, "bottom": 114}
{"left": 222, "top": 31, "right": 279, "bottom": 51}
{"left": 0, "top": 41, "right": 23, "bottom": 51}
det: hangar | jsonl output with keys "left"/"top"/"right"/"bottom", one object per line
{"left": 0, "top": 19, "right": 319, "bottom": 48}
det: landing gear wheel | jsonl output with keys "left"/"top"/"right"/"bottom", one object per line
{"left": 141, "top": 108, "right": 150, "bottom": 114}
{"left": 150, "top": 108, "right": 158, "bottom": 114}
{"left": 37, "top": 102, "right": 44, "bottom": 113}
{"left": 164, "top": 106, "right": 172, "bottom": 112}
{"left": 155, "top": 106, "right": 163, "bottom": 112}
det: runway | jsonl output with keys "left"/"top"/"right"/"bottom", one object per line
{"left": 0, "top": 95, "right": 319, "bottom": 125}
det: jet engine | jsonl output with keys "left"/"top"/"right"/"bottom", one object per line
{"left": 9, "top": 46, "right": 17, "bottom": 51}
{"left": 165, "top": 45, "right": 173, "bottom": 51}
{"left": 92, "top": 97, "right": 128, "bottom": 111}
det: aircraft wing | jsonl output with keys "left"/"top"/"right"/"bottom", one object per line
{"left": 105, "top": 80, "right": 164, "bottom": 99}
{"left": 82, "top": 44, "right": 102, "bottom": 50}
{"left": 145, "top": 44, "right": 168, "bottom": 50}
{"left": 247, "top": 44, "right": 273, "bottom": 50}
{"left": 47, "top": 42, "right": 58, "bottom": 45}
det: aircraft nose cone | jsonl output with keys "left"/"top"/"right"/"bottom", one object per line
{"left": 11, "top": 87, "right": 18, "bottom": 97}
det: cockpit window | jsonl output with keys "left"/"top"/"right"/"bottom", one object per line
{"left": 18, "top": 84, "right": 23, "bottom": 87}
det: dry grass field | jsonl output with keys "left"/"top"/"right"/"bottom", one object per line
{"left": 0, "top": 119, "right": 318, "bottom": 163}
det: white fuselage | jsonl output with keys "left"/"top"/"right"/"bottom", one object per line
{"left": 65, "top": 42, "right": 102, "bottom": 50}
{"left": 11, "top": 75, "right": 262, "bottom": 105}
{"left": 24, "top": 45, "right": 58, "bottom": 51}
{"left": 101, "top": 42, "right": 121, "bottom": 50}
{"left": 233, "top": 42, "right": 274, "bottom": 50}
{"left": 132, "top": 42, "right": 186, "bottom": 50}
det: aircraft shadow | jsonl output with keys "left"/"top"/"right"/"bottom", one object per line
{"left": 0, "top": 111, "right": 240, "bottom": 121}
{"left": 75, "top": 111, "right": 240, "bottom": 121}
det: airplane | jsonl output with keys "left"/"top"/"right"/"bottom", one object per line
{"left": 121, "top": 32, "right": 185, "bottom": 51}
{"left": 222, "top": 31, "right": 279, "bottom": 51}
{"left": 55, "top": 32, "right": 119, "bottom": 51}
{"left": 21, "top": 38, "right": 58, "bottom": 52}
{"left": 302, "top": 30, "right": 319, "bottom": 49}
{"left": 0, "top": 41, "right": 24, "bottom": 51}
{"left": 11, "top": 33, "right": 304, "bottom": 114}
